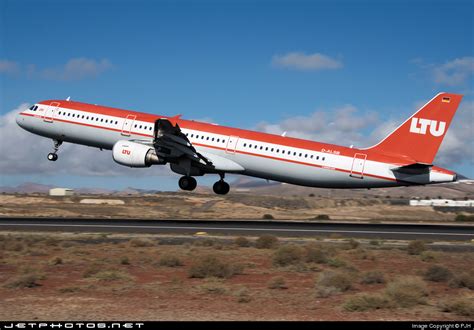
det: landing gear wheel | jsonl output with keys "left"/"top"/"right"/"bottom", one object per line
{"left": 47, "top": 153, "right": 58, "bottom": 161}
{"left": 178, "top": 176, "right": 197, "bottom": 191}
{"left": 213, "top": 180, "right": 230, "bottom": 195}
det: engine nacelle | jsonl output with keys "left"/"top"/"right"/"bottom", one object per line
{"left": 112, "top": 140, "right": 164, "bottom": 168}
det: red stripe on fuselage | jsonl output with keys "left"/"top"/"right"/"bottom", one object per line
{"left": 38, "top": 99, "right": 411, "bottom": 165}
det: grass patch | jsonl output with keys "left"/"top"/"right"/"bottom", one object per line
{"left": 91, "top": 270, "right": 131, "bottom": 282}
{"left": 268, "top": 276, "right": 288, "bottom": 290}
{"left": 158, "top": 254, "right": 183, "bottom": 267}
{"left": 129, "top": 238, "right": 155, "bottom": 247}
{"left": 189, "top": 255, "right": 243, "bottom": 279}
{"left": 4, "top": 274, "right": 43, "bottom": 288}
{"left": 196, "top": 279, "right": 229, "bottom": 295}
{"left": 304, "top": 243, "right": 330, "bottom": 264}
{"left": 440, "top": 297, "right": 474, "bottom": 317}
{"left": 255, "top": 235, "right": 279, "bottom": 249}
{"left": 420, "top": 251, "right": 439, "bottom": 262}
{"left": 49, "top": 257, "right": 63, "bottom": 265}
{"left": 455, "top": 214, "right": 474, "bottom": 222}
{"left": 407, "top": 240, "right": 426, "bottom": 255}
{"left": 316, "top": 270, "right": 353, "bottom": 297}
{"left": 327, "top": 258, "right": 347, "bottom": 268}
{"left": 234, "top": 237, "right": 251, "bottom": 247}
{"left": 449, "top": 271, "right": 474, "bottom": 290}
{"left": 385, "top": 276, "right": 428, "bottom": 307}
{"left": 272, "top": 245, "right": 305, "bottom": 267}
{"left": 262, "top": 214, "right": 274, "bottom": 220}
{"left": 424, "top": 265, "right": 453, "bottom": 282}
{"left": 360, "top": 271, "right": 385, "bottom": 285}
{"left": 344, "top": 293, "right": 392, "bottom": 312}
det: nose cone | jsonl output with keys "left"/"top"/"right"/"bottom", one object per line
{"left": 16, "top": 112, "right": 25, "bottom": 128}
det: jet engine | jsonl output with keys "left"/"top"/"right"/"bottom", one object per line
{"left": 112, "top": 140, "right": 164, "bottom": 167}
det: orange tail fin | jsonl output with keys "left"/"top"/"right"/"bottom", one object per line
{"left": 367, "top": 93, "right": 463, "bottom": 164}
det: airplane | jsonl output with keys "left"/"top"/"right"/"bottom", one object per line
{"left": 16, "top": 92, "right": 463, "bottom": 195}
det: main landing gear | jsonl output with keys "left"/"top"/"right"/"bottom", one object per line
{"left": 213, "top": 172, "right": 229, "bottom": 195}
{"left": 178, "top": 173, "right": 230, "bottom": 195}
{"left": 178, "top": 176, "right": 197, "bottom": 191}
{"left": 213, "top": 180, "right": 230, "bottom": 195}
{"left": 47, "top": 140, "right": 62, "bottom": 162}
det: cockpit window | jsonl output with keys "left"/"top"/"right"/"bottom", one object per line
{"left": 29, "top": 105, "right": 35, "bottom": 110}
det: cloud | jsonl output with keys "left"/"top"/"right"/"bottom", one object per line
{"left": 0, "top": 104, "right": 172, "bottom": 177}
{"left": 256, "top": 104, "right": 378, "bottom": 147}
{"left": 433, "top": 57, "right": 474, "bottom": 86}
{"left": 0, "top": 58, "right": 113, "bottom": 81}
{"left": 0, "top": 60, "right": 20, "bottom": 76}
{"left": 37, "top": 58, "right": 113, "bottom": 81}
{"left": 271, "top": 52, "right": 343, "bottom": 71}
{"left": 435, "top": 100, "right": 474, "bottom": 168}
{"left": 414, "top": 56, "right": 474, "bottom": 86}
{"left": 256, "top": 102, "right": 474, "bottom": 170}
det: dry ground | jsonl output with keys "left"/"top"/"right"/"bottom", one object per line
{"left": 0, "top": 232, "right": 473, "bottom": 321}
{"left": 0, "top": 193, "right": 462, "bottom": 222}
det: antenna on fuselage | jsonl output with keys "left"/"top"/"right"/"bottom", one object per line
{"left": 66, "top": 96, "right": 71, "bottom": 101}
{"left": 281, "top": 131, "right": 287, "bottom": 137}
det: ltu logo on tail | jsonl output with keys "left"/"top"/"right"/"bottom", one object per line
{"left": 409, "top": 117, "right": 446, "bottom": 137}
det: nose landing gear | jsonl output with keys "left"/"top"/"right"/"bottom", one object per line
{"left": 47, "top": 140, "right": 62, "bottom": 162}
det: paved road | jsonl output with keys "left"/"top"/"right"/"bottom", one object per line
{"left": 0, "top": 217, "right": 473, "bottom": 241}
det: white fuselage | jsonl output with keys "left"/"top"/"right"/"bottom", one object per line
{"left": 16, "top": 102, "right": 456, "bottom": 189}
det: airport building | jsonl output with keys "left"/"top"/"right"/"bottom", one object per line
{"left": 49, "top": 188, "right": 74, "bottom": 196}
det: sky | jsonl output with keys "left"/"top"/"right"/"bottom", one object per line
{"left": 0, "top": 0, "right": 473, "bottom": 191}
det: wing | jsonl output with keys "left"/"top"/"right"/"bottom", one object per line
{"left": 131, "top": 118, "right": 244, "bottom": 175}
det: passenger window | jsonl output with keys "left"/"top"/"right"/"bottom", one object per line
{"left": 207, "top": 137, "right": 209, "bottom": 140}
{"left": 265, "top": 147, "right": 268, "bottom": 151}
{"left": 322, "top": 157, "right": 325, "bottom": 161}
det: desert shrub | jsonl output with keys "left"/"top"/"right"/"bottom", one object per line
{"left": 197, "top": 279, "right": 228, "bottom": 295}
{"left": 82, "top": 264, "right": 102, "bottom": 278}
{"left": 420, "top": 251, "right": 438, "bottom": 262}
{"left": 440, "top": 297, "right": 474, "bottom": 317}
{"left": 317, "top": 270, "right": 353, "bottom": 293}
{"left": 188, "top": 255, "right": 243, "bottom": 279}
{"left": 385, "top": 276, "right": 428, "bottom": 307}
{"left": 92, "top": 270, "right": 131, "bottom": 282}
{"left": 347, "top": 239, "right": 360, "bottom": 249}
{"left": 369, "top": 239, "right": 381, "bottom": 246}
{"left": 344, "top": 293, "right": 392, "bottom": 312}
{"left": 272, "top": 245, "right": 305, "bottom": 267}
{"left": 255, "top": 235, "right": 279, "bottom": 249}
{"left": 304, "top": 244, "right": 329, "bottom": 264}
{"left": 4, "top": 274, "right": 43, "bottom": 288}
{"left": 262, "top": 214, "right": 274, "bottom": 220}
{"left": 268, "top": 276, "right": 288, "bottom": 290}
{"left": 360, "top": 271, "right": 385, "bottom": 285}
{"left": 120, "top": 256, "right": 130, "bottom": 265}
{"left": 407, "top": 240, "right": 426, "bottom": 255}
{"left": 234, "top": 236, "right": 251, "bottom": 247}
{"left": 234, "top": 287, "right": 251, "bottom": 303}
{"left": 193, "top": 238, "right": 216, "bottom": 247}
{"left": 449, "top": 272, "right": 474, "bottom": 290}
{"left": 316, "top": 286, "right": 341, "bottom": 298}
{"left": 314, "top": 214, "right": 330, "bottom": 220}
{"left": 129, "top": 238, "right": 154, "bottom": 247}
{"left": 455, "top": 214, "right": 474, "bottom": 222}
{"left": 159, "top": 254, "right": 183, "bottom": 267}
{"left": 327, "top": 258, "right": 347, "bottom": 268}
{"left": 49, "top": 257, "right": 63, "bottom": 265}
{"left": 424, "top": 265, "right": 453, "bottom": 282}
{"left": 4, "top": 241, "right": 25, "bottom": 252}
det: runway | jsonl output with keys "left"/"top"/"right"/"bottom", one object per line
{"left": 0, "top": 217, "right": 473, "bottom": 241}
